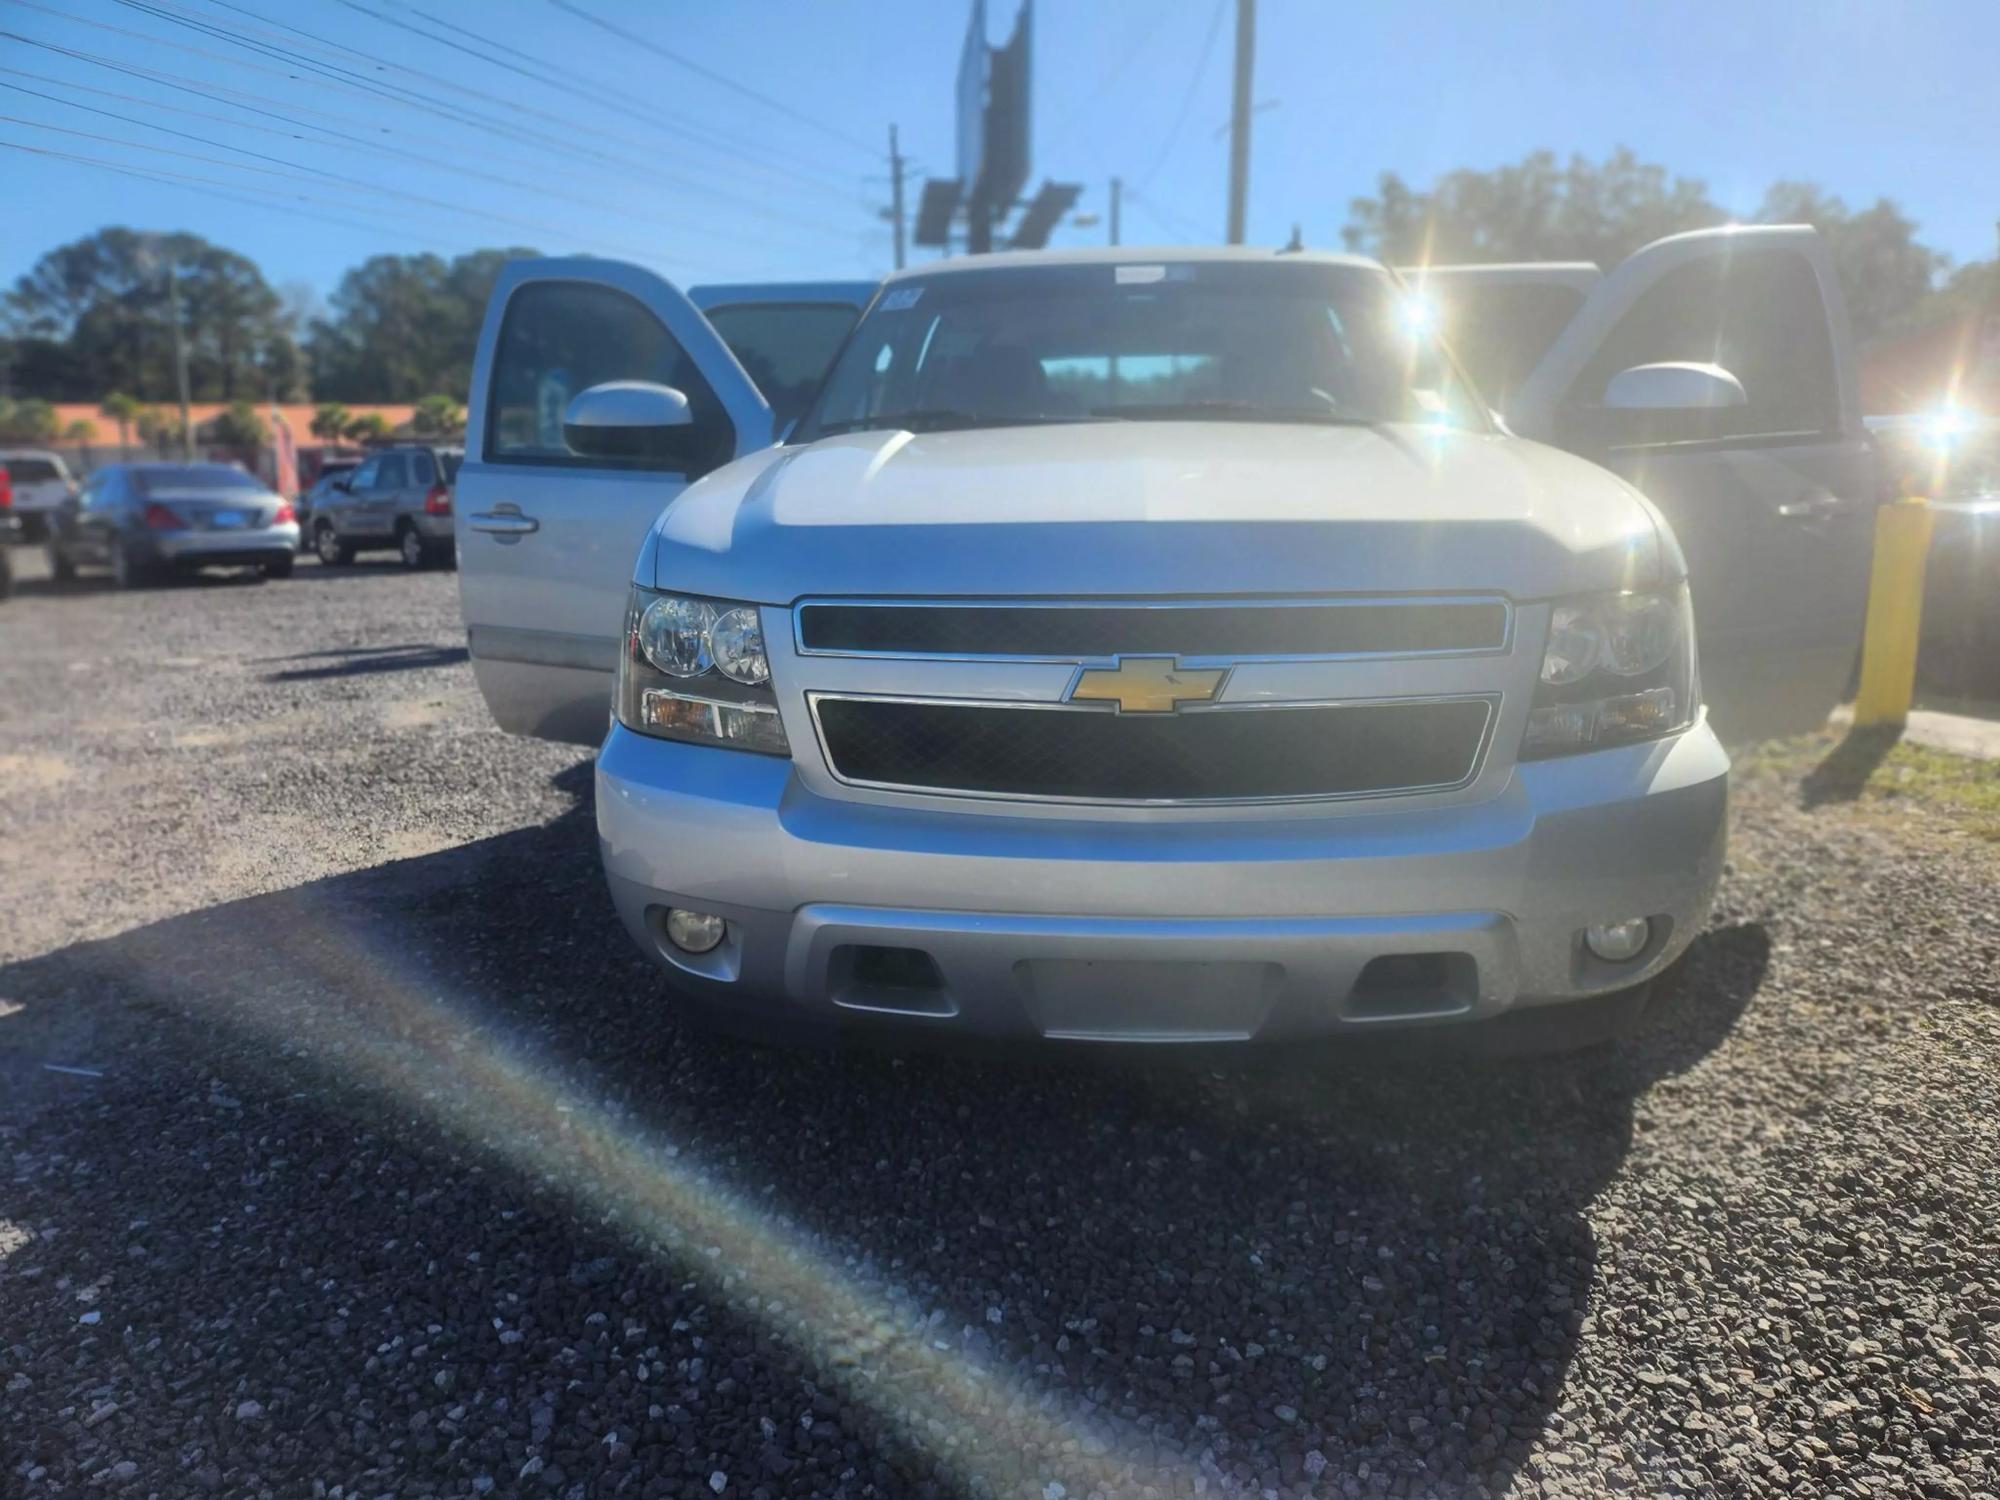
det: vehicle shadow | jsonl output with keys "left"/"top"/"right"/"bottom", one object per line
{"left": 260, "top": 642, "right": 471, "bottom": 682}
{"left": 0, "top": 765, "right": 1767, "bottom": 1496}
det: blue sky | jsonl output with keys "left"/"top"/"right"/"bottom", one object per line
{"left": 3, "top": 0, "right": 1996, "bottom": 309}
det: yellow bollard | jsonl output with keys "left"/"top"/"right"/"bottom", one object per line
{"left": 1852, "top": 495, "right": 1936, "bottom": 727}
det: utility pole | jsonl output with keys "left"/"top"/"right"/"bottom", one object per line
{"left": 167, "top": 260, "right": 193, "bottom": 461}
{"left": 887, "top": 124, "right": 907, "bottom": 271}
{"left": 1225, "top": 0, "right": 1256, "bottom": 245}
{"left": 1109, "top": 176, "right": 1122, "bottom": 246}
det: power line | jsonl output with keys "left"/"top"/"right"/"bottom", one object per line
{"left": 322, "top": 0, "right": 862, "bottom": 193}
{"left": 129, "top": 0, "right": 875, "bottom": 214}
{"left": 1134, "top": 0, "right": 1227, "bottom": 197}
{"left": 0, "top": 109, "right": 729, "bottom": 268}
{"left": 544, "top": 0, "right": 882, "bottom": 159}
{"left": 0, "top": 139, "right": 468, "bottom": 250}
{"left": 6, "top": 3, "right": 868, "bottom": 243}
{"left": 0, "top": 61, "right": 862, "bottom": 245}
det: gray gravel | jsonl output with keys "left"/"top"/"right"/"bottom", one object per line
{"left": 2, "top": 547, "right": 1998, "bottom": 1499}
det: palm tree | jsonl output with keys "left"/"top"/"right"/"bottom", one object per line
{"left": 100, "top": 391, "right": 140, "bottom": 449}
{"left": 344, "top": 412, "right": 391, "bottom": 444}
{"left": 312, "top": 403, "right": 352, "bottom": 444}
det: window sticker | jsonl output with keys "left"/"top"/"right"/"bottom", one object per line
{"left": 879, "top": 286, "right": 924, "bottom": 312}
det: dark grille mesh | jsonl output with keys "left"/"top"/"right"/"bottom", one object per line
{"left": 798, "top": 601, "right": 1507, "bottom": 658}
{"left": 814, "top": 697, "right": 1492, "bottom": 802}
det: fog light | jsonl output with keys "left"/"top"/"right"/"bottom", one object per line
{"left": 1584, "top": 917, "right": 1651, "bottom": 963}
{"left": 665, "top": 907, "right": 726, "bottom": 954}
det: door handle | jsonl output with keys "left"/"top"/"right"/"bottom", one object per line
{"left": 468, "top": 511, "right": 540, "bottom": 536}
{"left": 1775, "top": 497, "right": 1839, "bottom": 522}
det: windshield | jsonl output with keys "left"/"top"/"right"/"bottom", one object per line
{"left": 793, "top": 259, "right": 1486, "bottom": 441}
{"left": 131, "top": 464, "right": 264, "bottom": 495}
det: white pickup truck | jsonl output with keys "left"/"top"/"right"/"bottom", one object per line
{"left": 452, "top": 229, "right": 1872, "bottom": 1049}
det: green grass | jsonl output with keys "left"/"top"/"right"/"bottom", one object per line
{"left": 1739, "top": 726, "right": 2000, "bottom": 842}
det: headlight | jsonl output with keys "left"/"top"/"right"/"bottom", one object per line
{"left": 618, "top": 587, "right": 789, "bottom": 755}
{"left": 1522, "top": 583, "right": 1698, "bottom": 758}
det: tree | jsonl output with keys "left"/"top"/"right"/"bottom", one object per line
{"left": 1755, "top": 183, "right": 1947, "bottom": 343}
{"left": 411, "top": 392, "right": 465, "bottom": 436}
{"left": 1342, "top": 148, "right": 1724, "bottom": 269}
{"left": 308, "top": 247, "right": 534, "bottom": 401}
{"left": 63, "top": 418, "right": 96, "bottom": 442}
{"left": 136, "top": 405, "right": 186, "bottom": 454}
{"left": 344, "top": 411, "right": 391, "bottom": 443}
{"left": 101, "top": 390, "right": 140, "bottom": 447}
{"left": 311, "top": 403, "right": 352, "bottom": 443}
{"left": 0, "top": 397, "right": 59, "bottom": 442}
{"left": 2, "top": 228, "right": 304, "bottom": 402}
{"left": 210, "top": 400, "right": 268, "bottom": 450}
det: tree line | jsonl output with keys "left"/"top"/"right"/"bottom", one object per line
{"left": 0, "top": 228, "right": 534, "bottom": 412}
{"left": 2, "top": 150, "right": 1990, "bottom": 422}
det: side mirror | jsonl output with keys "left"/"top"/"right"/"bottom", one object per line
{"left": 563, "top": 381, "right": 696, "bottom": 462}
{"left": 1603, "top": 361, "right": 1746, "bottom": 412}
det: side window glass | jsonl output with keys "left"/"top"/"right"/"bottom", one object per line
{"left": 486, "top": 280, "right": 732, "bottom": 473}
{"left": 347, "top": 458, "right": 380, "bottom": 491}
{"left": 1434, "top": 282, "right": 1589, "bottom": 415}
{"left": 1560, "top": 249, "right": 1840, "bottom": 448}
{"left": 412, "top": 452, "right": 436, "bottom": 486}
{"left": 376, "top": 455, "right": 408, "bottom": 490}
{"left": 701, "top": 303, "right": 859, "bottom": 431}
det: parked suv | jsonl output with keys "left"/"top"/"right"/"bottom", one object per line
{"left": 0, "top": 449, "right": 77, "bottom": 543}
{"left": 308, "top": 443, "right": 461, "bottom": 569}
{"left": 453, "top": 237, "right": 1873, "bottom": 1050}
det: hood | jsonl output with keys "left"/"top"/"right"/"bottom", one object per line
{"left": 647, "top": 421, "right": 1663, "bottom": 603}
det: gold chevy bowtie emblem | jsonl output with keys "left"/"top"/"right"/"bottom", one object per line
{"left": 1069, "top": 656, "right": 1226, "bottom": 714}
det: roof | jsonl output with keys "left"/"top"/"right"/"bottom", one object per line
{"left": 881, "top": 245, "right": 1382, "bottom": 282}
{"left": 689, "top": 280, "right": 878, "bottom": 311}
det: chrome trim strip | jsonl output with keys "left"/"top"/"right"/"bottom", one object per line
{"left": 792, "top": 593, "right": 1516, "bottom": 666}
{"left": 805, "top": 691, "right": 1499, "bottom": 807}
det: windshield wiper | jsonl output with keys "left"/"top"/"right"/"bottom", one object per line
{"left": 1091, "top": 401, "right": 1379, "bottom": 426}
{"left": 815, "top": 408, "right": 1091, "bottom": 436}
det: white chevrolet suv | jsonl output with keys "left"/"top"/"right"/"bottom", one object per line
{"left": 453, "top": 233, "right": 1873, "bottom": 1048}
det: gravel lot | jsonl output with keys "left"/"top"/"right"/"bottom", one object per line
{"left": 2, "top": 547, "right": 1997, "bottom": 1500}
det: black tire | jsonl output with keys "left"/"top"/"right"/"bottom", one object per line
{"left": 110, "top": 536, "right": 150, "bottom": 590}
{"left": 0, "top": 551, "right": 12, "bottom": 602}
{"left": 314, "top": 523, "right": 354, "bottom": 567}
{"left": 397, "top": 524, "right": 432, "bottom": 571}
{"left": 46, "top": 540, "right": 77, "bottom": 582}
{"left": 262, "top": 553, "right": 295, "bottom": 580}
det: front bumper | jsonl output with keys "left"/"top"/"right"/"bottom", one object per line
{"left": 596, "top": 719, "right": 1729, "bottom": 1043}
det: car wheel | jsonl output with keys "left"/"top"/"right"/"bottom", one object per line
{"left": 262, "top": 553, "right": 295, "bottom": 580}
{"left": 110, "top": 536, "right": 149, "bottom": 590}
{"left": 314, "top": 523, "right": 354, "bottom": 566}
{"left": 0, "top": 551, "right": 12, "bottom": 602}
{"left": 46, "top": 540, "right": 77, "bottom": 582}
{"left": 398, "top": 525, "right": 430, "bottom": 570}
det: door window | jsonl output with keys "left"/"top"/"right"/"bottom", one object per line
{"left": 376, "top": 455, "right": 408, "bottom": 490}
{"left": 701, "top": 302, "right": 860, "bottom": 430}
{"left": 347, "top": 458, "right": 381, "bottom": 491}
{"left": 80, "top": 471, "right": 115, "bottom": 510}
{"left": 411, "top": 452, "right": 436, "bottom": 486}
{"left": 1434, "top": 282, "right": 1589, "bottom": 414}
{"left": 485, "top": 280, "right": 732, "bottom": 472}
{"left": 1559, "top": 248, "right": 1840, "bottom": 448}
